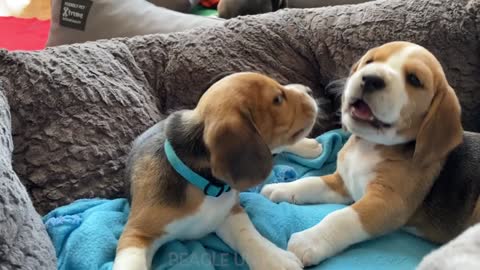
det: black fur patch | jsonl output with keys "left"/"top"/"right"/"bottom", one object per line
{"left": 160, "top": 112, "right": 227, "bottom": 202}
{"left": 416, "top": 132, "right": 480, "bottom": 240}
{"left": 164, "top": 112, "right": 208, "bottom": 161}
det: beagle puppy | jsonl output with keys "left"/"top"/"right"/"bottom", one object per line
{"left": 262, "top": 41, "right": 473, "bottom": 266}
{"left": 113, "top": 72, "right": 322, "bottom": 270}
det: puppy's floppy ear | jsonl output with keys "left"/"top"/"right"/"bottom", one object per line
{"left": 205, "top": 109, "right": 272, "bottom": 184}
{"left": 413, "top": 82, "right": 463, "bottom": 165}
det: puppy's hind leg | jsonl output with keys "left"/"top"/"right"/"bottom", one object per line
{"left": 113, "top": 201, "right": 181, "bottom": 270}
{"left": 113, "top": 224, "right": 171, "bottom": 270}
{"left": 113, "top": 227, "right": 152, "bottom": 270}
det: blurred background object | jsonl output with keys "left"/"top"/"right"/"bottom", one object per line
{"left": 218, "top": 0, "right": 374, "bottom": 19}
{"left": 0, "top": 0, "right": 50, "bottom": 19}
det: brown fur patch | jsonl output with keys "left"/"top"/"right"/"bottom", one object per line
{"left": 197, "top": 72, "right": 316, "bottom": 150}
{"left": 129, "top": 155, "right": 162, "bottom": 201}
{"left": 352, "top": 153, "right": 442, "bottom": 236}
{"left": 352, "top": 183, "right": 408, "bottom": 235}
{"left": 412, "top": 84, "right": 463, "bottom": 165}
{"left": 322, "top": 172, "right": 350, "bottom": 198}
{"left": 356, "top": 42, "right": 409, "bottom": 66}
{"left": 231, "top": 203, "right": 244, "bottom": 214}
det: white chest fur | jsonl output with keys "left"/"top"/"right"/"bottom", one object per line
{"left": 164, "top": 190, "right": 238, "bottom": 240}
{"left": 337, "top": 137, "right": 383, "bottom": 201}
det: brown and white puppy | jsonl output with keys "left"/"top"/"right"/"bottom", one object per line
{"left": 113, "top": 72, "right": 322, "bottom": 270}
{"left": 261, "top": 41, "right": 474, "bottom": 266}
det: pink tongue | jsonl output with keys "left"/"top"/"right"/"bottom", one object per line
{"left": 352, "top": 101, "right": 373, "bottom": 120}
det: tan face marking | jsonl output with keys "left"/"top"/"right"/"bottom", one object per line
{"left": 196, "top": 72, "right": 318, "bottom": 190}
{"left": 197, "top": 73, "right": 318, "bottom": 149}
{"left": 343, "top": 41, "right": 459, "bottom": 149}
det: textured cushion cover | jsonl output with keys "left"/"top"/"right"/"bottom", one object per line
{"left": 0, "top": 87, "right": 56, "bottom": 269}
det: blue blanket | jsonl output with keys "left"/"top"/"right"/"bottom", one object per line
{"left": 43, "top": 129, "right": 437, "bottom": 270}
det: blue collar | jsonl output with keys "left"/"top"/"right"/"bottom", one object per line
{"left": 164, "top": 139, "right": 231, "bottom": 197}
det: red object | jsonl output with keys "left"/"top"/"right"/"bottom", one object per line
{"left": 0, "top": 16, "right": 50, "bottom": 51}
{"left": 199, "top": 0, "right": 219, "bottom": 8}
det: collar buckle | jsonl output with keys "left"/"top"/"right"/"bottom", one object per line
{"left": 203, "top": 182, "right": 224, "bottom": 197}
{"left": 203, "top": 181, "right": 231, "bottom": 197}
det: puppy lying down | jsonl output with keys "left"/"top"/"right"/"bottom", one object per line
{"left": 113, "top": 72, "right": 323, "bottom": 270}
{"left": 262, "top": 41, "right": 479, "bottom": 267}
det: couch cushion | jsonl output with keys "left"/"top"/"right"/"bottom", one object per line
{"left": 1, "top": 43, "right": 163, "bottom": 213}
{"left": 0, "top": 83, "right": 56, "bottom": 269}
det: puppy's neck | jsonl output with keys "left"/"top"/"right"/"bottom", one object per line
{"left": 354, "top": 135, "right": 415, "bottom": 161}
{"left": 165, "top": 110, "right": 210, "bottom": 171}
{"left": 165, "top": 110, "right": 228, "bottom": 187}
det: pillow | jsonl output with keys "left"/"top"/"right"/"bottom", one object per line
{"left": 0, "top": 84, "right": 56, "bottom": 269}
{"left": 46, "top": 0, "right": 223, "bottom": 46}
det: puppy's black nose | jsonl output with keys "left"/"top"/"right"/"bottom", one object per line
{"left": 362, "top": 75, "right": 385, "bottom": 92}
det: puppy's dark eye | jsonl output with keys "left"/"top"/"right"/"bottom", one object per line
{"left": 365, "top": 59, "right": 374, "bottom": 64}
{"left": 273, "top": 95, "right": 283, "bottom": 105}
{"left": 407, "top": 73, "right": 423, "bottom": 88}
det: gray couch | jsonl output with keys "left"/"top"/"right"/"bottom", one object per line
{"left": 0, "top": 0, "right": 478, "bottom": 268}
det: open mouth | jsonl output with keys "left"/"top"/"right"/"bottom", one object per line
{"left": 349, "top": 99, "right": 392, "bottom": 128}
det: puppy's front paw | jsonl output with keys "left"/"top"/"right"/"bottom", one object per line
{"left": 289, "top": 138, "right": 323, "bottom": 158}
{"left": 300, "top": 138, "right": 323, "bottom": 158}
{"left": 288, "top": 229, "right": 334, "bottom": 267}
{"left": 248, "top": 246, "right": 303, "bottom": 270}
{"left": 261, "top": 182, "right": 299, "bottom": 203}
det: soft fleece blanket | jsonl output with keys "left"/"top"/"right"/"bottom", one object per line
{"left": 43, "top": 130, "right": 437, "bottom": 270}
